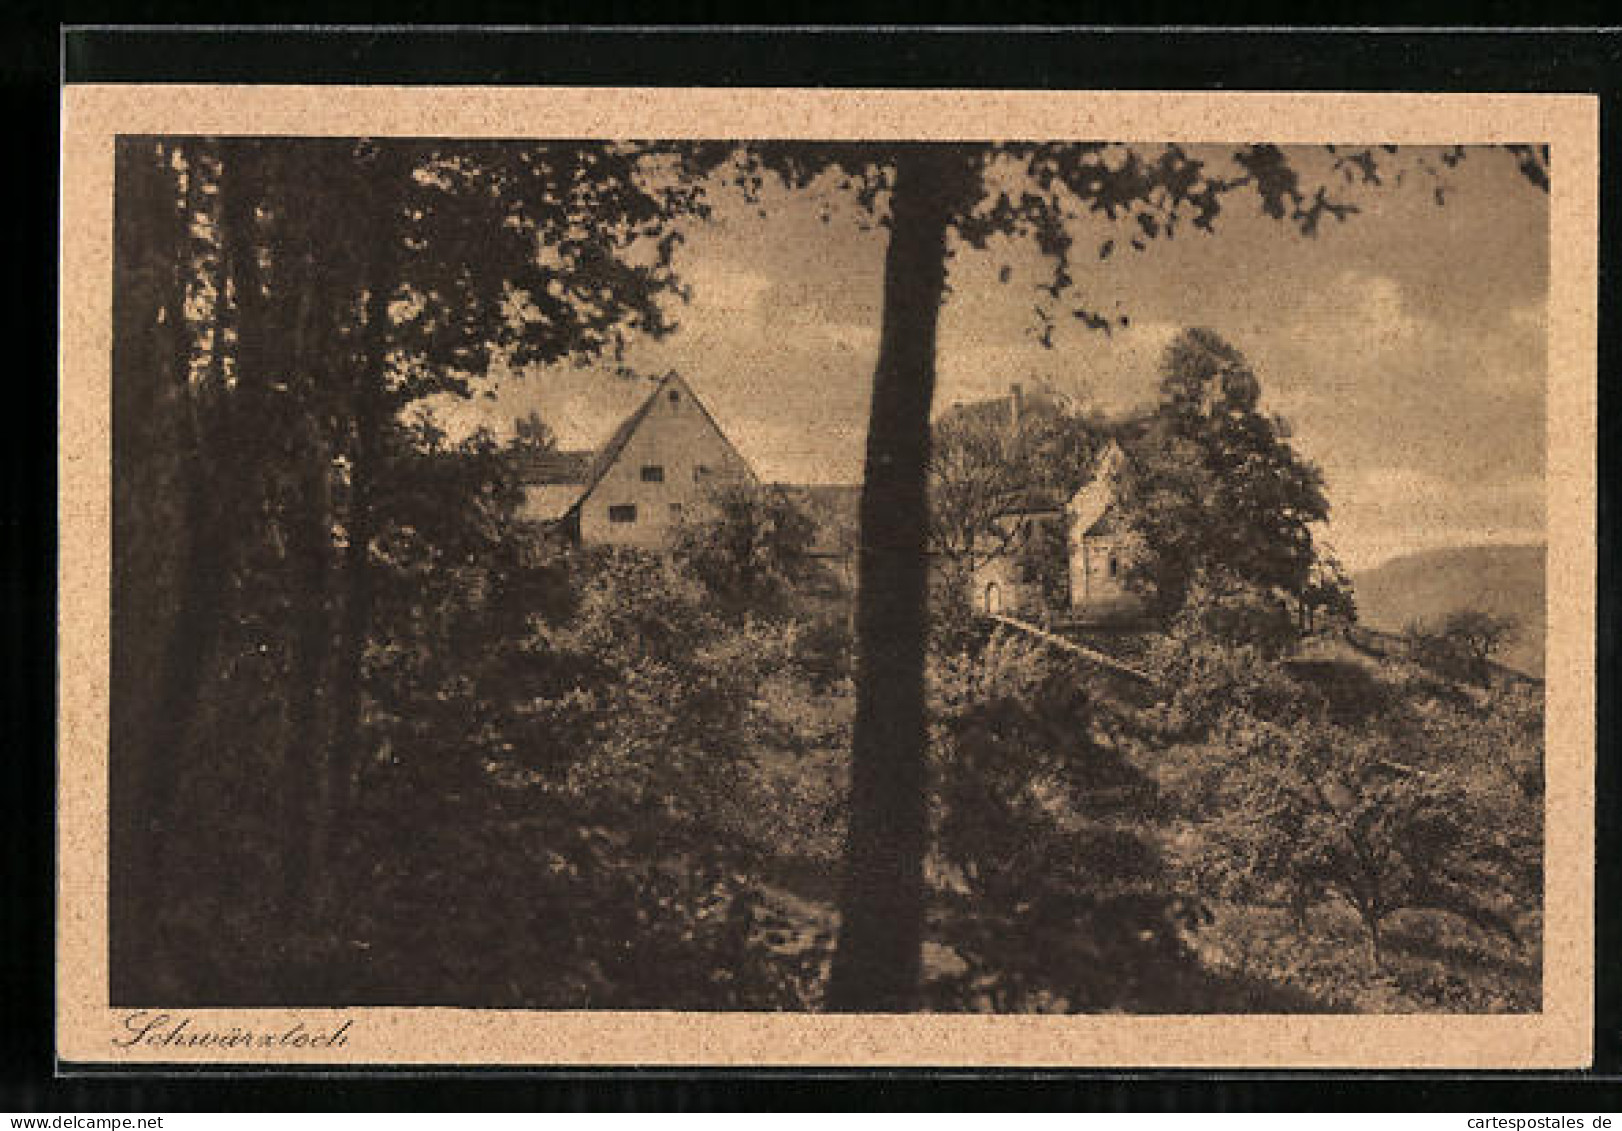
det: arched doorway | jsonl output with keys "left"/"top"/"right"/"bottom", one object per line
{"left": 983, "top": 582, "right": 1002, "bottom": 614}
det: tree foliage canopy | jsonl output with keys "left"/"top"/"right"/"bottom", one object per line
{"left": 1125, "top": 328, "right": 1331, "bottom": 620}
{"left": 928, "top": 388, "right": 1106, "bottom": 578}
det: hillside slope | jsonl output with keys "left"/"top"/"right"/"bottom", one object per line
{"left": 1352, "top": 543, "right": 1546, "bottom": 677}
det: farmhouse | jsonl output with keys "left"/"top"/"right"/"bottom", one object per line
{"left": 514, "top": 372, "right": 757, "bottom": 548}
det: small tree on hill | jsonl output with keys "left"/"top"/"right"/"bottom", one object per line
{"left": 1404, "top": 609, "right": 1519, "bottom": 686}
{"left": 1300, "top": 553, "right": 1357, "bottom": 634}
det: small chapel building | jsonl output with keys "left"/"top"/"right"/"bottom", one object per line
{"left": 971, "top": 437, "right": 1150, "bottom": 625}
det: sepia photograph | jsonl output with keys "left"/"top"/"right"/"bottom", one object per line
{"left": 57, "top": 86, "right": 1597, "bottom": 1067}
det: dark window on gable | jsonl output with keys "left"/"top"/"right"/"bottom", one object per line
{"left": 608, "top": 505, "right": 637, "bottom": 524}
{"left": 640, "top": 465, "right": 664, "bottom": 483}
{"left": 1108, "top": 554, "right": 1119, "bottom": 578}
{"left": 668, "top": 389, "right": 681, "bottom": 406}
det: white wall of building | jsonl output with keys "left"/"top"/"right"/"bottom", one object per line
{"left": 577, "top": 377, "right": 755, "bottom": 548}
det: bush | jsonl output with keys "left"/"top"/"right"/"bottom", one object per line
{"left": 670, "top": 481, "right": 817, "bottom": 619}
{"left": 1173, "top": 570, "right": 1301, "bottom": 658}
{"left": 1148, "top": 640, "right": 1321, "bottom": 743}
{"left": 332, "top": 540, "right": 831, "bottom": 1009}
{"left": 792, "top": 607, "right": 855, "bottom": 691}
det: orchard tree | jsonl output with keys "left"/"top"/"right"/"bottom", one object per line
{"left": 697, "top": 141, "right": 1549, "bottom": 1011}
{"left": 1404, "top": 609, "right": 1520, "bottom": 686}
{"left": 1440, "top": 610, "right": 1520, "bottom": 672}
{"left": 1197, "top": 717, "right": 1526, "bottom": 968}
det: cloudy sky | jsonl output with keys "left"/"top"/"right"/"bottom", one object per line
{"left": 454, "top": 144, "right": 1547, "bottom": 572}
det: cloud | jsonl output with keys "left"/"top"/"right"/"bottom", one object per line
{"left": 683, "top": 260, "right": 776, "bottom": 314}
{"left": 1325, "top": 467, "right": 1545, "bottom": 570}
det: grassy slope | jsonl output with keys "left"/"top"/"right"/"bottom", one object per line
{"left": 1352, "top": 543, "right": 1546, "bottom": 677}
{"left": 733, "top": 629, "right": 1540, "bottom": 1013}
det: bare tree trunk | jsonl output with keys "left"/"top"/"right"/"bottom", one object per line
{"left": 326, "top": 156, "right": 402, "bottom": 855}
{"left": 827, "top": 146, "right": 969, "bottom": 1012}
{"left": 119, "top": 138, "right": 271, "bottom": 997}
{"left": 110, "top": 138, "right": 190, "bottom": 1001}
{"left": 279, "top": 280, "right": 334, "bottom": 913}
{"left": 326, "top": 379, "right": 378, "bottom": 841}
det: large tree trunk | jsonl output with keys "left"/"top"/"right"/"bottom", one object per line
{"left": 827, "top": 146, "right": 969, "bottom": 1012}
{"left": 326, "top": 154, "right": 402, "bottom": 851}
{"left": 110, "top": 138, "right": 192, "bottom": 1001}
{"left": 116, "top": 138, "right": 273, "bottom": 998}
{"left": 278, "top": 276, "right": 335, "bottom": 913}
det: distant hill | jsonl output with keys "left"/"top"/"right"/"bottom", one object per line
{"left": 1352, "top": 544, "right": 1546, "bottom": 677}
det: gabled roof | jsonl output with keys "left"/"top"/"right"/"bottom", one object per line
{"left": 523, "top": 483, "right": 590, "bottom": 522}
{"left": 1067, "top": 438, "right": 1134, "bottom": 535}
{"left": 938, "top": 394, "right": 1019, "bottom": 433}
{"left": 1085, "top": 436, "right": 1131, "bottom": 479}
{"left": 574, "top": 383, "right": 665, "bottom": 504}
{"left": 936, "top": 385, "right": 1063, "bottom": 431}
{"left": 507, "top": 374, "right": 755, "bottom": 527}
{"left": 508, "top": 448, "right": 594, "bottom": 486}
{"left": 572, "top": 372, "right": 756, "bottom": 514}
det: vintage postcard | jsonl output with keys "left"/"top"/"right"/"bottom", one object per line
{"left": 58, "top": 86, "right": 1597, "bottom": 1067}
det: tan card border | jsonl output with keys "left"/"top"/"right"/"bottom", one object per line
{"left": 58, "top": 85, "right": 1598, "bottom": 1068}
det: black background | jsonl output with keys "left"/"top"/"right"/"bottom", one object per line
{"left": 6, "top": 14, "right": 1620, "bottom": 1111}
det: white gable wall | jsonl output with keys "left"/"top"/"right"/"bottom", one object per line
{"left": 1070, "top": 527, "right": 1141, "bottom": 613}
{"left": 577, "top": 378, "right": 755, "bottom": 548}
{"left": 1064, "top": 440, "right": 1148, "bottom": 621}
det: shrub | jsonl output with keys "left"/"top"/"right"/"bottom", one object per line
{"left": 1173, "top": 570, "right": 1301, "bottom": 658}
{"left": 670, "top": 480, "right": 818, "bottom": 619}
{"left": 1148, "top": 637, "right": 1321, "bottom": 743}
{"left": 792, "top": 607, "right": 855, "bottom": 691}
{"left": 335, "top": 539, "right": 828, "bottom": 1009}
